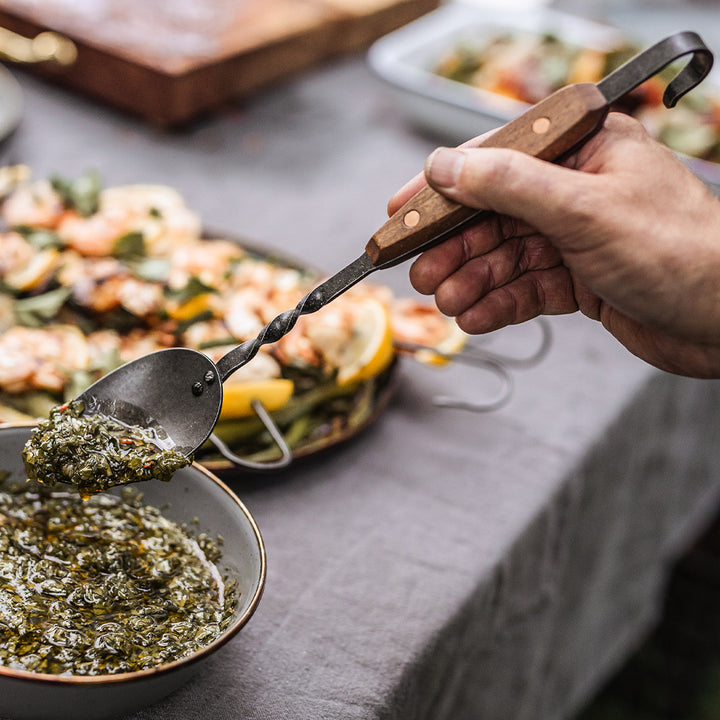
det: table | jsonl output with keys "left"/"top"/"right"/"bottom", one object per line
{"left": 3, "top": 3, "right": 720, "bottom": 718}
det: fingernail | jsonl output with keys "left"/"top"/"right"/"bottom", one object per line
{"left": 426, "top": 148, "right": 464, "bottom": 189}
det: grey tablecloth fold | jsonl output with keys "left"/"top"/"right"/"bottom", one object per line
{"left": 123, "top": 315, "right": 720, "bottom": 720}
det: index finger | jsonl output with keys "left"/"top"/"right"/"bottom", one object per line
{"left": 386, "top": 129, "right": 499, "bottom": 216}
{"left": 386, "top": 172, "right": 426, "bottom": 215}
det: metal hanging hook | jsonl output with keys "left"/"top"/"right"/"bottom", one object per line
{"left": 433, "top": 358, "right": 514, "bottom": 413}
{"left": 443, "top": 317, "right": 553, "bottom": 370}
{"left": 597, "top": 31, "right": 714, "bottom": 108}
{"left": 207, "top": 399, "right": 292, "bottom": 471}
{"left": 395, "top": 318, "right": 552, "bottom": 413}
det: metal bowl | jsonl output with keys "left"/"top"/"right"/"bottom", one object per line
{"left": 0, "top": 425, "right": 266, "bottom": 720}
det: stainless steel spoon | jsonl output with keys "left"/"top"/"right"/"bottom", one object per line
{"left": 75, "top": 31, "right": 713, "bottom": 457}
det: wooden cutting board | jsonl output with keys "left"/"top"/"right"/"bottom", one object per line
{"left": 0, "top": 0, "right": 439, "bottom": 127}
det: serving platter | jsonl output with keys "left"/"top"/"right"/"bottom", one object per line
{"left": 368, "top": 4, "right": 626, "bottom": 138}
{"left": 191, "top": 235, "right": 402, "bottom": 474}
{"left": 0, "top": 174, "right": 442, "bottom": 474}
{"left": 367, "top": 2, "right": 720, "bottom": 187}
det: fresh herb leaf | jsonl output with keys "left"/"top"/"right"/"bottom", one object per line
{"left": 50, "top": 171, "right": 102, "bottom": 217}
{"left": 128, "top": 256, "right": 170, "bottom": 282}
{"left": 113, "top": 231, "right": 146, "bottom": 260}
{"left": 14, "top": 227, "right": 64, "bottom": 250}
{"left": 164, "top": 276, "right": 216, "bottom": 303}
{"left": 63, "top": 370, "right": 96, "bottom": 403}
{"left": 13, "top": 286, "right": 72, "bottom": 327}
{"left": 0, "top": 279, "right": 19, "bottom": 297}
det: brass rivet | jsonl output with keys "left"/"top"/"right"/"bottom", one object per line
{"left": 532, "top": 117, "right": 551, "bottom": 134}
{"left": 403, "top": 209, "right": 420, "bottom": 228}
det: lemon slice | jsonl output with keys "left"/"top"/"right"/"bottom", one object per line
{"left": 167, "top": 293, "right": 215, "bottom": 322}
{"left": 5, "top": 248, "right": 59, "bottom": 291}
{"left": 220, "top": 377, "right": 294, "bottom": 420}
{"left": 336, "top": 297, "right": 395, "bottom": 386}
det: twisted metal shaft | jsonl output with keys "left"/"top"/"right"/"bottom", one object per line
{"left": 214, "top": 253, "right": 374, "bottom": 382}
{"left": 215, "top": 287, "right": 324, "bottom": 381}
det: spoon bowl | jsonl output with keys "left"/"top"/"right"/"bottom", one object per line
{"left": 77, "top": 347, "right": 223, "bottom": 456}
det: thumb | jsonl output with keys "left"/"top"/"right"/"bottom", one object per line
{"left": 424, "top": 146, "right": 594, "bottom": 239}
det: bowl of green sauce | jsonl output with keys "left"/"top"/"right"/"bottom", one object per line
{"left": 0, "top": 424, "right": 266, "bottom": 720}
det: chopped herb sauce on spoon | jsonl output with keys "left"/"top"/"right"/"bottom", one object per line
{"left": 22, "top": 401, "right": 191, "bottom": 497}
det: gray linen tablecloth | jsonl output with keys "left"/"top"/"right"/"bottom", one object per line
{"left": 3, "top": 4, "right": 720, "bottom": 717}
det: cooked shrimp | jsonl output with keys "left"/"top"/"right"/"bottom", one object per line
{"left": 56, "top": 184, "right": 202, "bottom": 257}
{"left": 57, "top": 253, "right": 123, "bottom": 287}
{"left": 0, "top": 325, "right": 90, "bottom": 394}
{"left": 390, "top": 298, "right": 464, "bottom": 348}
{"left": 168, "top": 238, "right": 245, "bottom": 290}
{"left": 57, "top": 255, "right": 162, "bottom": 316}
{"left": 1, "top": 179, "right": 66, "bottom": 229}
{"left": 118, "top": 329, "right": 168, "bottom": 363}
{"left": 57, "top": 255, "right": 124, "bottom": 311}
{"left": 115, "top": 277, "right": 164, "bottom": 317}
{"left": 101, "top": 184, "right": 201, "bottom": 255}
{"left": 271, "top": 315, "right": 322, "bottom": 367}
{"left": 57, "top": 210, "right": 129, "bottom": 256}
{"left": 0, "top": 339, "right": 35, "bottom": 393}
{"left": 232, "top": 260, "right": 300, "bottom": 290}
{"left": 302, "top": 301, "right": 356, "bottom": 370}
{"left": 86, "top": 329, "right": 122, "bottom": 368}
{"left": 228, "top": 259, "right": 304, "bottom": 299}
{"left": 0, "top": 232, "right": 36, "bottom": 277}
{"left": 223, "top": 259, "right": 309, "bottom": 329}
{"left": 224, "top": 268, "right": 375, "bottom": 370}
{"left": 180, "top": 319, "right": 233, "bottom": 351}
{"left": 223, "top": 290, "right": 265, "bottom": 341}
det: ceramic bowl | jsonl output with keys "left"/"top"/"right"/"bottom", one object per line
{"left": 367, "top": 4, "right": 720, "bottom": 190}
{"left": 0, "top": 425, "right": 266, "bottom": 720}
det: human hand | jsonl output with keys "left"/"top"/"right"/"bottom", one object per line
{"left": 389, "top": 113, "right": 720, "bottom": 378}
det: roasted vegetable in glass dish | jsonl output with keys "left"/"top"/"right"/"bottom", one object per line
{"left": 433, "top": 30, "right": 720, "bottom": 165}
{"left": 0, "top": 170, "right": 465, "bottom": 467}
{"left": 0, "top": 483, "right": 237, "bottom": 675}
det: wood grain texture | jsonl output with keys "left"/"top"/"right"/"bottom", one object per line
{"left": 0, "top": 0, "right": 439, "bottom": 126}
{"left": 366, "top": 84, "right": 609, "bottom": 265}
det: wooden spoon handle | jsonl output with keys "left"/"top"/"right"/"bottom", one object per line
{"left": 365, "top": 83, "right": 608, "bottom": 265}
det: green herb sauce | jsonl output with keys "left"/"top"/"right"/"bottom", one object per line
{"left": 0, "top": 485, "right": 237, "bottom": 675}
{"left": 22, "top": 401, "right": 191, "bottom": 496}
